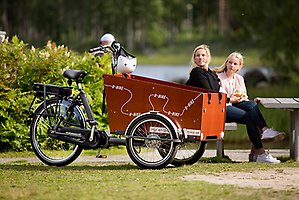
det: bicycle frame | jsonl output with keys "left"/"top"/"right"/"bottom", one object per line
{"left": 49, "top": 73, "right": 128, "bottom": 149}
{"left": 75, "top": 82, "right": 98, "bottom": 141}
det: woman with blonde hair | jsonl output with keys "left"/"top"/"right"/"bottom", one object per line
{"left": 214, "top": 52, "right": 244, "bottom": 73}
{"left": 186, "top": 45, "right": 283, "bottom": 163}
{"left": 186, "top": 45, "right": 220, "bottom": 91}
{"left": 214, "top": 52, "right": 285, "bottom": 161}
{"left": 214, "top": 52, "right": 247, "bottom": 101}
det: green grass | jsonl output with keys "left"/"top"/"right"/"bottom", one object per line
{"left": 0, "top": 147, "right": 127, "bottom": 158}
{"left": 0, "top": 159, "right": 298, "bottom": 200}
{"left": 137, "top": 52, "right": 262, "bottom": 66}
{"left": 137, "top": 44, "right": 263, "bottom": 66}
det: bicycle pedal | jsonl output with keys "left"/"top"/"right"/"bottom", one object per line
{"left": 96, "top": 155, "right": 107, "bottom": 158}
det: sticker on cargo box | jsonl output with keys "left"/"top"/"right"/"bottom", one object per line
{"left": 184, "top": 129, "right": 201, "bottom": 136}
{"left": 149, "top": 127, "right": 169, "bottom": 134}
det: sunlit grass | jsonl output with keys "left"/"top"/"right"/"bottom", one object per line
{"left": 0, "top": 151, "right": 36, "bottom": 158}
{"left": 0, "top": 161, "right": 298, "bottom": 200}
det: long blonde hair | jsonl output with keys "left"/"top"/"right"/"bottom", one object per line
{"left": 214, "top": 52, "right": 244, "bottom": 73}
{"left": 189, "top": 44, "right": 211, "bottom": 73}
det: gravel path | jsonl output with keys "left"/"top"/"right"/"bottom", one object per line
{"left": 182, "top": 167, "right": 299, "bottom": 191}
{"left": 0, "top": 149, "right": 290, "bottom": 164}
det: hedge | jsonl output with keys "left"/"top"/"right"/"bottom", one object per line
{"left": 0, "top": 36, "right": 111, "bottom": 151}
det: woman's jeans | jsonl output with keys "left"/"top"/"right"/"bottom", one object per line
{"left": 233, "top": 100, "right": 267, "bottom": 129}
{"left": 226, "top": 100, "right": 266, "bottom": 149}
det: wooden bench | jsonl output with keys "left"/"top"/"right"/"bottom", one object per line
{"left": 260, "top": 97, "right": 299, "bottom": 161}
{"left": 216, "top": 122, "right": 238, "bottom": 157}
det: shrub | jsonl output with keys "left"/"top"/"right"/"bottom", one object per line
{"left": 0, "top": 36, "right": 111, "bottom": 151}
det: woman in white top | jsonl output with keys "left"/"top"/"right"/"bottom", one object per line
{"left": 214, "top": 52, "right": 285, "bottom": 161}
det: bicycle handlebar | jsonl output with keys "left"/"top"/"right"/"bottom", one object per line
{"left": 88, "top": 41, "right": 135, "bottom": 75}
{"left": 88, "top": 41, "right": 122, "bottom": 54}
{"left": 88, "top": 46, "right": 109, "bottom": 54}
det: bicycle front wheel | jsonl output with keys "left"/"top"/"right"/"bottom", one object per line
{"left": 126, "top": 113, "right": 178, "bottom": 169}
{"left": 30, "top": 99, "right": 85, "bottom": 166}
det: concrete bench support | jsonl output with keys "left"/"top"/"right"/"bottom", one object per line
{"left": 217, "top": 122, "right": 238, "bottom": 157}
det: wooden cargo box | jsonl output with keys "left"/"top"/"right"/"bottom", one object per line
{"left": 103, "top": 74, "right": 226, "bottom": 140}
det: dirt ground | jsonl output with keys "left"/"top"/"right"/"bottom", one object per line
{"left": 181, "top": 168, "right": 299, "bottom": 190}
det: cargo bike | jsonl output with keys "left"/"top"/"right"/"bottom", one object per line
{"left": 28, "top": 42, "right": 226, "bottom": 169}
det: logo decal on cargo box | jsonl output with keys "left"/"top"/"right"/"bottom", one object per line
{"left": 105, "top": 84, "right": 202, "bottom": 117}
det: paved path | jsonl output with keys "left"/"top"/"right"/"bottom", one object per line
{"left": 0, "top": 149, "right": 290, "bottom": 164}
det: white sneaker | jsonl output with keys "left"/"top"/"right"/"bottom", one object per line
{"left": 261, "top": 128, "right": 285, "bottom": 141}
{"left": 256, "top": 153, "right": 281, "bottom": 164}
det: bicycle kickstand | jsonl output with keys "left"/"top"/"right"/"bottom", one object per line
{"left": 96, "top": 148, "right": 107, "bottom": 158}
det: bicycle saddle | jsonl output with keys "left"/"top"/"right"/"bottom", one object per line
{"left": 63, "top": 70, "right": 88, "bottom": 83}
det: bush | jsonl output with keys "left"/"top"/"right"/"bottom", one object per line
{"left": 0, "top": 36, "right": 111, "bottom": 151}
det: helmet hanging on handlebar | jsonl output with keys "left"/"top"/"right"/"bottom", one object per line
{"left": 113, "top": 42, "right": 136, "bottom": 74}
{"left": 117, "top": 54, "right": 137, "bottom": 74}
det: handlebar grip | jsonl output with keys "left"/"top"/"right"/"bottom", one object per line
{"left": 88, "top": 46, "right": 108, "bottom": 54}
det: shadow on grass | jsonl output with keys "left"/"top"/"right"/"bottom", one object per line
{"left": 198, "top": 155, "right": 293, "bottom": 163}
{"left": 198, "top": 155, "right": 236, "bottom": 163}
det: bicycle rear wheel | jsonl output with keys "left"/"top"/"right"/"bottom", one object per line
{"left": 30, "top": 99, "right": 85, "bottom": 166}
{"left": 171, "top": 141, "right": 207, "bottom": 166}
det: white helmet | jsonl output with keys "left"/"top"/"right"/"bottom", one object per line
{"left": 100, "top": 33, "right": 115, "bottom": 46}
{"left": 117, "top": 55, "right": 137, "bottom": 74}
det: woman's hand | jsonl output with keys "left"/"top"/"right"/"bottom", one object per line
{"left": 254, "top": 97, "right": 261, "bottom": 103}
{"left": 239, "top": 94, "right": 248, "bottom": 102}
{"left": 230, "top": 95, "right": 242, "bottom": 104}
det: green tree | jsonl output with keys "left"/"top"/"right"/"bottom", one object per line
{"left": 230, "top": 0, "right": 299, "bottom": 81}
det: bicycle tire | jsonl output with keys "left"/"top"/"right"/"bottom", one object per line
{"left": 170, "top": 141, "right": 207, "bottom": 166}
{"left": 30, "top": 98, "right": 85, "bottom": 166}
{"left": 126, "top": 113, "right": 178, "bottom": 169}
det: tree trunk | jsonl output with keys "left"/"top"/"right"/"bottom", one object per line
{"left": 218, "top": 0, "right": 229, "bottom": 35}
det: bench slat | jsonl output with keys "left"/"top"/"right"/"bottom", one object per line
{"left": 224, "top": 122, "right": 238, "bottom": 131}
{"left": 260, "top": 98, "right": 299, "bottom": 109}
{"left": 260, "top": 98, "right": 279, "bottom": 108}
{"left": 275, "top": 98, "right": 298, "bottom": 104}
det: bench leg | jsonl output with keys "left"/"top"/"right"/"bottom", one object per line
{"left": 290, "top": 110, "right": 299, "bottom": 161}
{"left": 216, "top": 139, "right": 224, "bottom": 158}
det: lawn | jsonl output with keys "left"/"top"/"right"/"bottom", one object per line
{"left": 136, "top": 44, "right": 263, "bottom": 66}
{"left": 1, "top": 157, "right": 298, "bottom": 200}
